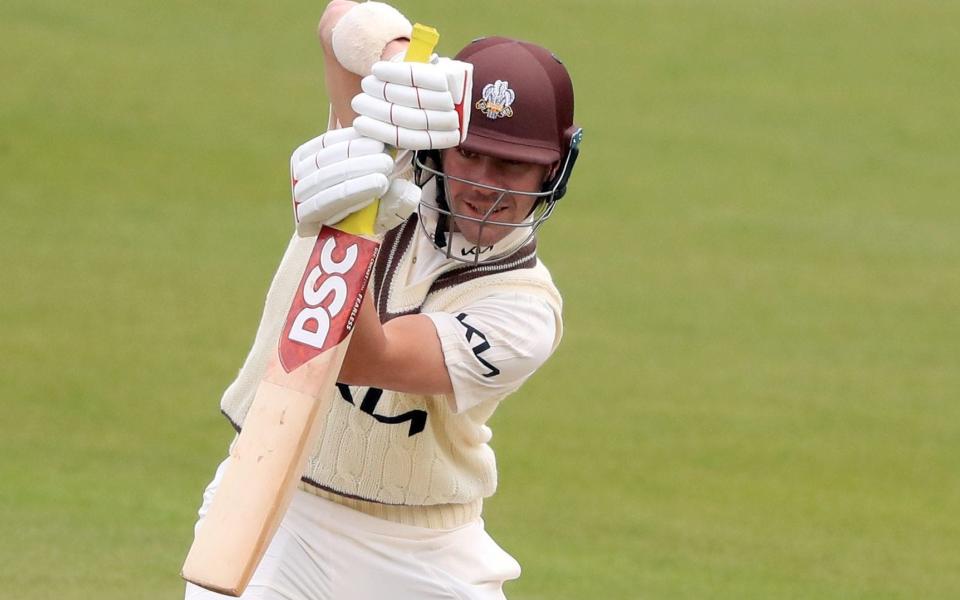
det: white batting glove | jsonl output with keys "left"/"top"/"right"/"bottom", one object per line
{"left": 289, "top": 127, "right": 420, "bottom": 237}
{"left": 375, "top": 177, "right": 421, "bottom": 234}
{"left": 352, "top": 56, "right": 473, "bottom": 150}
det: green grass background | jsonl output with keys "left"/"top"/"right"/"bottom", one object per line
{"left": 2, "top": 1, "right": 958, "bottom": 598}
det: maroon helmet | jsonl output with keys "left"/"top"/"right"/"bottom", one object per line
{"left": 413, "top": 36, "right": 583, "bottom": 263}
{"left": 455, "top": 36, "right": 580, "bottom": 172}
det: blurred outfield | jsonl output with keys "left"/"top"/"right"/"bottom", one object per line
{"left": 2, "top": 0, "right": 959, "bottom": 598}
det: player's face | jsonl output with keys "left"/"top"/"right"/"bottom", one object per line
{"left": 441, "top": 147, "right": 550, "bottom": 248}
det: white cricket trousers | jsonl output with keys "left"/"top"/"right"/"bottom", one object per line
{"left": 184, "top": 458, "right": 521, "bottom": 600}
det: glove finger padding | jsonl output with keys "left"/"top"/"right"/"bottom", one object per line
{"left": 371, "top": 61, "right": 452, "bottom": 91}
{"left": 294, "top": 153, "right": 394, "bottom": 203}
{"left": 350, "top": 57, "right": 474, "bottom": 151}
{"left": 292, "top": 137, "right": 386, "bottom": 181}
{"left": 290, "top": 127, "right": 364, "bottom": 167}
{"left": 373, "top": 59, "right": 473, "bottom": 108}
{"left": 295, "top": 173, "right": 389, "bottom": 235}
{"left": 352, "top": 93, "right": 459, "bottom": 131}
{"left": 358, "top": 75, "right": 454, "bottom": 111}
{"left": 353, "top": 116, "right": 461, "bottom": 150}
{"left": 290, "top": 126, "right": 399, "bottom": 237}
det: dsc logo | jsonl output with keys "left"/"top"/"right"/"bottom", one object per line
{"left": 289, "top": 237, "right": 358, "bottom": 349}
{"left": 279, "top": 227, "right": 379, "bottom": 372}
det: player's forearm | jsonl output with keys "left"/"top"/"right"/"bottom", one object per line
{"left": 318, "top": 1, "right": 361, "bottom": 127}
{"left": 317, "top": 0, "right": 410, "bottom": 127}
{"left": 339, "top": 294, "right": 454, "bottom": 395}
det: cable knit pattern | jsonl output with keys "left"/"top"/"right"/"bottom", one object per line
{"left": 220, "top": 216, "right": 562, "bottom": 528}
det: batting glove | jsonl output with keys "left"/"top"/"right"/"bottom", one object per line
{"left": 290, "top": 127, "right": 421, "bottom": 237}
{"left": 351, "top": 56, "right": 473, "bottom": 150}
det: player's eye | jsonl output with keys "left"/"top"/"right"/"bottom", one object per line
{"left": 457, "top": 147, "right": 479, "bottom": 160}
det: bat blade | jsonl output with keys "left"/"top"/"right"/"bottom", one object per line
{"left": 181, "top": 226, "right": 379, "bottom": 596}
{"left": 179, "top": 381, "right": 331, "bottom": 596}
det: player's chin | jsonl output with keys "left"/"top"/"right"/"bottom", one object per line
{"left": 453, "top": 217, "right": 516, "bottom": 248}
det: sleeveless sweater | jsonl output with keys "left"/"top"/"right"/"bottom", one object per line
{"left": 220, "top": 216, "right": 563, "bottom": 528}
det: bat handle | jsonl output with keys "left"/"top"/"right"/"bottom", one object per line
{"left": 337, "top": 23, "right": 440, "bottom": 237}
{"left": 402, "top": 23, "right": 440, "bottom": 63}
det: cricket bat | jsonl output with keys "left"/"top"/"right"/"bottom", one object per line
{"left": 181, "top": 23, "right": 440, "bottom": 597}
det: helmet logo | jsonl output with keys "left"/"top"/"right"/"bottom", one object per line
{"left": 475, "top": 80, "right": 515, "bottom": 120}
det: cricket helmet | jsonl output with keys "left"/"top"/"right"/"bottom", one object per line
{"left": 415, "top": 36, "right": 583, "bottom": 263}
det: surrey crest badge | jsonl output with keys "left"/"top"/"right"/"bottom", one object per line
{"left": 476, "top": 80, "right": 515, "bottom": 119}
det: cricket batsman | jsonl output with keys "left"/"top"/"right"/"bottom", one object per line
{"left": 185, "top": 1, "right": 582, "bottom": 597}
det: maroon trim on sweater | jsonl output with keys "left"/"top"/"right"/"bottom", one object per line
{"left": 371, "top": 215, "right": 537, "bottom": 323}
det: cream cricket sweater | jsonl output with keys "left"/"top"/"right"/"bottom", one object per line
{"left": 220, "top": 216, "right": 562, "bottom": 528}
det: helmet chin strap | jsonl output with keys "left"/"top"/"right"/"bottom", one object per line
{"left": 430, "top": 177, "right": 449, "bottom": 249}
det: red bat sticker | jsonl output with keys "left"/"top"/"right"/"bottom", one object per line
{"left": 279, "top": 227, "right": 379, "bottom": 372}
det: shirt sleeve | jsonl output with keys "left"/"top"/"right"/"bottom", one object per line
{"left": 423, "top": 292, "right": 559, "bottom": 413}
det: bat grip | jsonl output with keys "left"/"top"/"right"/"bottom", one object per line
{"left": 337, "top": 23, "right": 439, "bottom": 237}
